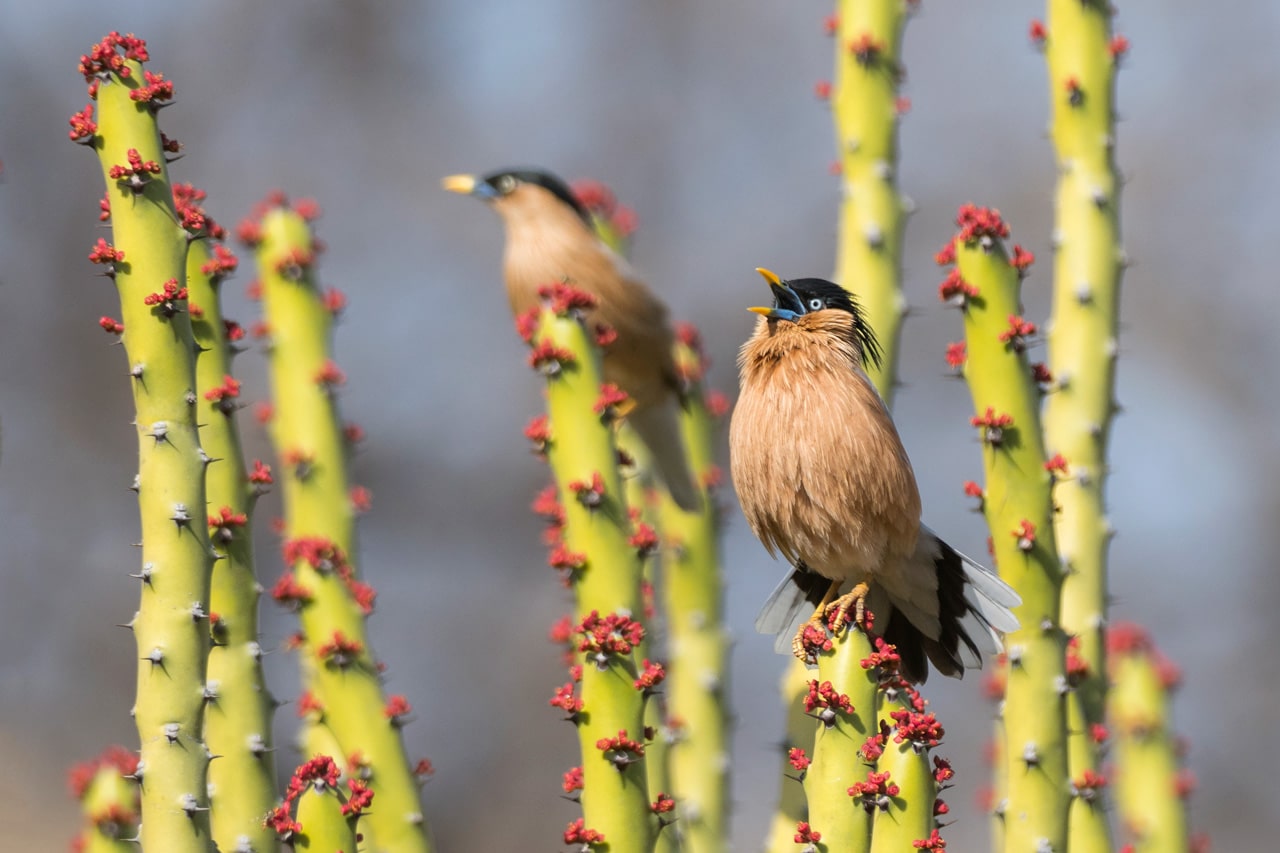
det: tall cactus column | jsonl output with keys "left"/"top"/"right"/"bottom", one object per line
{"left": 244, "top": 198, "right": 432, "bottom": 852}
{"left": 942, "top": 206, "right": 1069, "bottom": 853}
{"left": 183, "top": 195, "right": 281, "bottom": 852}
{"left": 829, "top": 0, "right": 912, "bottom": 398}
{"left": 528, "top": 284, "right": 657, "bottom": 852}
{"left": 74, "top": 33, "right": 216, "bottom": 852}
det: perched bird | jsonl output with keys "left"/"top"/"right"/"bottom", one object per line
{"left": 443, "top": 168, "right": 700, "bottom": 511}
{"left": 729, "top": 269, "right": 1020, "bottom": 682}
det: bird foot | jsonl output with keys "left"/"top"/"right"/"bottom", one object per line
{"left": 823, "top": 582, "right": 870, "bottom": 636}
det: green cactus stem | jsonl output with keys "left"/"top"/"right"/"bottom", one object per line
{"left": 799, "top": 619, "right": 878, "bottom": 853}
{"left": 246, "top": 199, "right": 431, "bottom": 852}
{"left": 266, "top": 756, "right": 369, "bottom": 852}
{"left": 765, "top": 663, "right": 816, "bottom": 853}
{"left": 1038, "top": 7, "right": 1128, "bottom": 850}
{"left": 868, "top": 677, "right": 939, "bottom": 852}
{"left": 829, "top": 0, "right": 911, "bottom": 401}
{"left": 652, "top": 326, "right": 730, "bottom": 853}
{"left": 944, "top": 205, "right": 1069, "bottom": 853}
{"left": 184, "top": 221, "right": 281, "bottom": 852}
{"left": 1108, "top": 624, "right": 1196, "bottom": 852}
{"left": 530, "top": 285, "right": 655, "bottom": 851}
{"left": 76, "top": 32, "right": 216, "bottom": 852}
{"left": 69, "top": 746, "right": 142, "bottom": 853}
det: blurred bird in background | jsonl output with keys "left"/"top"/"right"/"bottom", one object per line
{"left": 729, "top": 269, "right": 1020, "bottom": 683}
{"left": 443, "top": 168, "right": 700, "bottom": 511}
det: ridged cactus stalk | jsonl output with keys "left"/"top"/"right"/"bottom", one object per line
{"left": 940, "top": 206, "right": 1069, "bottom": 852}
{"left": 869, "top": 677, "right": 943, "bottom": 852}
{"left": 1107, "top": 625, "right": 1198, "bottom": 852}
{"left": 69, "top": 746, "right": 142, "bottom": 852}
{"left": 242, "top": 198, "right": 432, "bottom": 852}
{"left": 74, "top": 32, "right": 217, "bottom": 851}
{"left": 185, "top": 203, "right": 281, "bottom": 853}
{"left": 656, "top": 326, "right": 730, "bottom": 853}
{"left": 265, "top": 756, "right": 372, "bottom": 851}
{"left": 525, "top": 283, "right": 658, "bottom": 851}
{"left": 1036, "top": 5, "right": 1129, "bottom": 849}
{"left": 765, "top": 663, "right": 817, "bottom": 853}
{"left": 827, "top": 0, "right": 912, "bottom": 400}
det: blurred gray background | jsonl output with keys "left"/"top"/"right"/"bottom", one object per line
{"left": 2, "top": 1, "right": 1277, "bottom": 849}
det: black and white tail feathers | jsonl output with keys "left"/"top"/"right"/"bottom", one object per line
{"left": 754, "top": 526, "right": 1021, "bottom": 683}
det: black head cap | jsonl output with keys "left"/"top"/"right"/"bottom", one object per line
{"left": 784, "top": 277, "right": 883, "bottom": 370}
{"left": 480, "top": 168, "right": 592, "bottom": 226}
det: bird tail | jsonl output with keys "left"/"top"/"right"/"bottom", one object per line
{"left": 886, "top": 526, "right": 1022, "bottom": 683}
{"left": 755, "top": 565, "right": 831, "bottom": 655}
{"left": 628, "top": 399, "right": 702, "bottom": 511}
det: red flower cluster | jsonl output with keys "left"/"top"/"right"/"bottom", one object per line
{"left": 955, "top": 204, "right": 1010, "bottom": 245}
{"left": 576, "top": 610, "right": 645, "bottom": 661}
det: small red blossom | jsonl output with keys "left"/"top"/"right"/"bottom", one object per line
{"left": 1031, "top": 362, "right": 1054, "bottom": 386}
{"left": 98, "top": 192, "right": 111, "bottom": 221}
{"left": 1043, "top": 453, "right": 1069, "bottom": 476}
{"left": 891, "top": 709, "right": 944, "bottom": 748}
{"left": 347, "top": 577, "right": 377, "bottom": 615}
{"left": 68, "top": 746, "right": 139, "bottom": 799}
{"left": 79, "top": 32, "right": 149, "bottom": 83}
{"left": 1090, "top": 723, "right": 1109, "bottom": 745}
{"left": 999, "top": 314, "right": 1038, "bottom": 350}
{"left": 342, "top": 779, "right": 374, "bottom": 816}
{"left": 1029, "top": 19, "right": 1048, "bottom": 46}
{"left": 549, "top": 615, "right": 574, "bottom": 645}
{"left": 1073, "top": 768, "right": 1108, "bottom": 802}
{"left": 861, "top": 636, "right": 902, "bottom": 673}
{"left": 1176, "top": 769, "right": 1197, "bottom": 799}
{"left": 794, "top": 821, "right": 822, "bottom": 844}
{"left": 848, "top": 33, "right": 885, "bottom": 66}
{"left": 955, "top": 203, "right": 1011, "bottom": 245}
{"left": 933, "top": 755, "right": 955, "bottom": 784}
{"left": 384, "top": 695, "right": 413, "bottom": 723}
{"left": 129, "top": 69, "right": 173, "bottom": 104}
{"left": 350, "top": 485, "right": 373, "bottom": 513}
{"left": 550, "top": 682, "right": 584, "bottom": 716}
{"left": 1010, "top": 244, "right": 1035, "bottom": 273}
{"left": 201, "top": 244, "right": 238, "bottom": 279}
{"left": 1013, "top": 519, "right": 1037, "bottom": 551}
{"left": 822, "top": 14, "right": 839, "bottom": 36}
{"left": 293, "top": 198, "right": 322, "bottom": 220}
{"left": 248, "top": 459, "right": 274, "bottom": 485}
{"left": 593, "top": 383, "right": 630, "bottom": 420}
{"left": 914, "top": 828, "right": 947, "bottom": 850}
{"left": 414, "top": 758, "right": 435, "bottom": 780}
{"left": 528, "top": 339, "right": 577, "bottom": 375}
{"left": 594, "top": 322, "right": 619, "bottom": 347}
{"left": 577, "top": 611, "right": 645, "bottom": 662}
{"left": 804, "top": 679, "right": 854, "bottom": 720}
{"left": 563, "top": 818, "right": 605, "bottom": 847}
{"left": 538, "top": 281, "right": 597, "bottom": 315}
{"left": 934, "top": 241, "right": 956, "bottom": 266}
{"left": 1109, "top": 35, "right": 1130, "bottom": 61}
{"left": 562, "top": 766, "right": 585, "bottom": 794}
{"left": 68, "top": 104, "right": 97, "bottom": 142}
{"left": 274, "top": 247, "right": 314, "bottom": 279}
{"left": 596, "top": 729, "right": 645, "bottom": 766}
{"left": 848, "top": 769, "right": 900, "bottom": 806}
{"left": 160, "top": 132, "right": 182, "bottom": 154}
{"left": 938, "top": 269, "right": 979, "bottom": 304}
{"left": 651, "top": 793, "right": 676, "bottom": 814}
{"left": 222, "top": 319, "right": 245, "bottom": 342}
{"left": 568, "top": 471, "right": 607, "bottom": 509}
{"left": 788, "top": 747, "right": 811, "bottom": 772}
{"left": 814, "top": 79, "right": 832, "bottom": 100}
{"left": 323, "top": 287, "right": 346, "bottom": 316}
{"left": 204, "top": 375, "right": 241, "bottom": 411}
{"left": 629, "top": 523, "right": 660, "bottom": 559}
{"left": 107, "top": 148, "right": 161, "bottom": 190}
{"left": 271, "top": 573, "right": 313, "bottom": 610}
{"left": 317, "top": 631, "right": 364, "bottom": 668}
{"left": 88, "top": 238, "right": 124, "bottom": 266}
{"left": 796, "top": 621, "right": 834, "bottom": 663}
{"left": 861, "top": 722, "right": 891, "bottom": 761}
{"left": 142, "top": 279, "right": 187, "bottom": 316}
{"left": 297, "top": 691, "right": 324, "bottom": 718}
{"left": 208, "top": 506, "right": 248, "bottom": 543}
{"left": 548, "top": 543, "right": 588, "bottom": 573}
{"left": 944, "top": 341, "right": 967, "bottom": 369}
{"left": 98, "top": 316, "right": 124, "bottom": 336}
{"left": 264, "top": 803, "right": 301, "bottom": 836}
{"left": 236, "top": 218, "right": 264, "bottom": 247}
{"left": 634, "top": 659, "right": 666, "bottom": 691}
{"left": 314, "top": 360, "right": 346, "bottom": 389}
{"left": 895, "top": 95, "right": 911, "bottom": 115}
{"left": 706, "top": 389, "right": 730, "bottom": 418}
{"left": 514, "top": 307, "right": 540, "bottom": 342}
{"left": 971, "top": 407, "right": 1014, "bottom": 445}
{"left": 963, "top": 480, "right": 984, "bottom": 498}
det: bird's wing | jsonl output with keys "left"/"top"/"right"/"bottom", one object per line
{"left": 628, "top": 398, "right": 701, "bottom": 512}
{"left": 755, "top": 565, "right": 833, "bottom": 655}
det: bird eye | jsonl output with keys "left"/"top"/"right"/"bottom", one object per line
{"left": 496, "top": 175, "right": 517, "bottom": 194}
{"left": 807, "top": 297, "right": 824, "bottom": 311}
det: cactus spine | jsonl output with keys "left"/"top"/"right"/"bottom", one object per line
{"left": 656, "top": 328, "right": 730, "bottom": 853}
{"left": 77, "top": 33, "right": 216, "bottom": 851}
{"left": 248, "top": 201, "right": 431, "bottom": 852}
{"left": 830, "top": 0, "right": 911, "bottom": 400}
{"left": 530, "top": 287, "right": 657, "bottom": 851}
{"left": 186, "top": 225, "right": 281, "bottom": 852}
{"left": 944, "top": 207, "right": 1069, "bottom": 852}
{"left": 1039, "top": 5, "right": 1127, "bottom": 849}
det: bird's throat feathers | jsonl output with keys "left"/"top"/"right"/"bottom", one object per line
{"left": 740, "top": 311, "right": 877, "bottom": 384}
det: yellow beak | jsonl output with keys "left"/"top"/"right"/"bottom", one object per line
{"left": 441, "top": 174, "right": 478, "bottom": 194}
{"left": 749, "top": 267, "right": 784, "bottom": 314}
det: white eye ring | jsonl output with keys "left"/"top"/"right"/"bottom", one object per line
{"left": 807, "top": 297, "right": 824, "bottom": 311}
{"left": 496, "top": 175, "right": 517, "bottom": 194}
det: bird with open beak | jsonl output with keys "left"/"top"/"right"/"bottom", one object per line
{"left": 443, "top": 168, "right": 700, "bottom": 512}
{"left": 729, "top": 268, "right": 1020, "bottom": 682}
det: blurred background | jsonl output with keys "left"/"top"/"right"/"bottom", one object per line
{"left": 2, "top": 0, "right": 1277, "bottom": 848}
